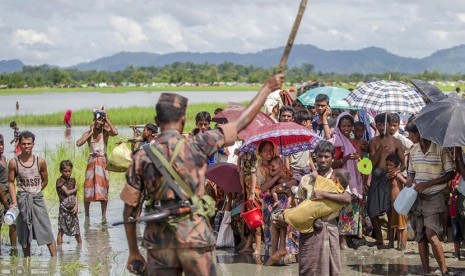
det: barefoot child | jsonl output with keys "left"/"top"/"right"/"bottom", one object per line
{"left": 268, "top": 156, "right": 293, "bottom": 209}
{"left": 386, "top": 153, "right": 407, "bottom": 250}
{"left": 56, "top": 160, "right": 82, "bottom": 246}
{"left": 237, "top": 151, "right": 262, "bottom": 255}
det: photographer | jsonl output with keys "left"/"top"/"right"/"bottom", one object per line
{"left": 76, "top": 108, "right": 118, "bottom": 222}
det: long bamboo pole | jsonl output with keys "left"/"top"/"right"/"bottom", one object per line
{"left": 277, "top": 0, "right": 308, "bottom": 73}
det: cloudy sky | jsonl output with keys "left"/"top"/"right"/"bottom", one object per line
{"left": 1, "top": 0, "right": 464, "bottom": 66}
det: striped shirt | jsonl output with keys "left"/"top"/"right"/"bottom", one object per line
{"left": 408, "top": 142, "right": 453, "bottom": 195}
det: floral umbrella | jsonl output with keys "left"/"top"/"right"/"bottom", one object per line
{"left": 239, "top": 122, "right": 322, "bottom": 156}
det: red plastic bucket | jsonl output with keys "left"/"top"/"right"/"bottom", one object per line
{"left": 241, "top": 200, "right": 263, "bottom": 230}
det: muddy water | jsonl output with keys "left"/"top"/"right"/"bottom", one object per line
{"left": 2, "top": 182, "right": 465, "bottom": 276}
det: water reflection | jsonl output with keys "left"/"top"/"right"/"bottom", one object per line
{"left": 83, "top": 220, "right": 112, "bottom": 275}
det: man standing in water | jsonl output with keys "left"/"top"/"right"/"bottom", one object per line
{"left": 121, "top": 74, "right": 284, "bottom": 275}
{"left": 366, "top": 113, "right": 405, "bottom": 248}
{"left": 8, "top": 131, "right": 56, "bottom": 257}
{"left": 76, "top": 109, "right": 118, "bottom": 221}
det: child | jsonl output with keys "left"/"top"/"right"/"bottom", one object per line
{"left": 268, "top": 156, "right": 293, "bottom": 209}
{"left": 9, "top": 121, "right": 20, "bottom": 156}
{"left": 353, "top": 121, "right": 369, "bottom": 193}
{"left": 386, "top": 153, "right": 407, "bottom": 250}
{"left": 237, "top": 151, "right": 262, "bottom": 255}
{"left": 353, "top": 121, "right": 368, "bottom": 156}
{"left": 56, "top": 160, "right": 82, "bottom": 246}
{"left": 450, "top": 172, "right": 463, "bottom": 260}
{"left": 0, "top": 134, "right": 17, "bottom": 254}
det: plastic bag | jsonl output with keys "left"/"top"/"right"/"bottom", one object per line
{"left": 107, "top": 142, "right": 132, "bottom": 172}
{"left": 394, "top": 186, "right": 418, "bottom": 215}
{"left": 216, "top": 211, "right": 235, "bottom": 248}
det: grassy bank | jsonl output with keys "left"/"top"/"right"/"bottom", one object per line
{"left": 0, "top": 102, "right": 232, "bottom": 132}
{"left": 41, "top": 138, "right": 127, "bottom": 200}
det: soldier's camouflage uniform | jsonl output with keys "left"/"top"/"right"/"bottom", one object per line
{"left": 121, "top": 123, "right": 236, "bottom": 275}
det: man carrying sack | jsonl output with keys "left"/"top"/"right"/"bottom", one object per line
{"left": 120, "top": 74, "right": 284, "bottom": 275}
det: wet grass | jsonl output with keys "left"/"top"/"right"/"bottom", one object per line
{"left": 0, "top": 102, "right": 231, "bottom": 132}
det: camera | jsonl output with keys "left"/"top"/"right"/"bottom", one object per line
{"left": 94, "top": 111, "right": 106, "bottom": 121}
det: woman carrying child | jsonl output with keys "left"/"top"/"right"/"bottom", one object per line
{"left": 56, "top": 160, "right": 82, "bottom": 246}
{"left": 256, "top": 141, "right": 298, "bottom": 265}
{"left": 331, "top": 112, "right": 364, "bottom": 249}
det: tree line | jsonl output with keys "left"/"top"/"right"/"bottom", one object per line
{"left": 0, "top": 62, "right": 463, "bottom": 88}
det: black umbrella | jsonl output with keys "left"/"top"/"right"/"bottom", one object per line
{"left": 413, "top": 97, "right": 465, "bottom": 147}
{"left": 410, "top": 79, "right": 447, "bottom": 104}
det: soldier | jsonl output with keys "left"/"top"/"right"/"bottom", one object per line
{"left": 121, "top": 74, "right": 284, "bottom": 275}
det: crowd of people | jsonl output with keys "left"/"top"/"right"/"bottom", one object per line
{"left": 176, "top": 81, "right": 461, "bottom": 275}
{"left": 0, "top": 73, "right": 463, "bottom": 276}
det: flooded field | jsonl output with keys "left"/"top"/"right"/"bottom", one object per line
{"left": 1, "top": 181, "right": 465, "bottom": 276}
{"left": 0, "top": 91, "right": 256, "bottom": 118}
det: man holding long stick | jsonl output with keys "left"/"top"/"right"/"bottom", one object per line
{"left": 121, "top": 74, "right": 283, "bottom": 275}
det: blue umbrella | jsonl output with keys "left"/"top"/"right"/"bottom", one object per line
{"left": 297, "top": 86, "right": 358, "bottom": 110}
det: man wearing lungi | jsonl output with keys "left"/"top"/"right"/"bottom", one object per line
{"left": 76, "top": 109, "right": 118, "bottom": 221}
{"left": 405, "top": 122, "right": 454, "bottom": 275}
{"left": 366, "top": 113, "right": 405, "bottom": 248}
{"left": 8, "top": 131, "right": 56, "bottom": 257}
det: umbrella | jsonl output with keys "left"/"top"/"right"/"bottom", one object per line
{"left": 206, "top": 162, "right": 242, "bottom": 194}
{"left": 410, "top": 79, "right": 447, "bottom": 104}
{"left": 212, "top": 103, "right": 275, "bottom": 140}
{"left": 298, "top": 86, "right": 358, "bottom": 110}
{"left": 239, "top": 122, "right": 322, "bottom": 156}
{"left": 345, "top": 80, "right": 425, "bottom": 113}
{"left": 413, "top": 97, "right": 465, "bottom": 147}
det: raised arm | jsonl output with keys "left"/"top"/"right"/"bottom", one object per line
{"left": 76, "top": 122, "right": 94, "bottom": 147}
{"left": 104, "top": 114, "right": 118, "bottom": 136}
{"left": 232, "top": 74, "right": 283, "bottom": 134}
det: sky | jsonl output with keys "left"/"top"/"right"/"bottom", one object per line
{"left": 1, "top": 0, "right": 465, "bottom": 67}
